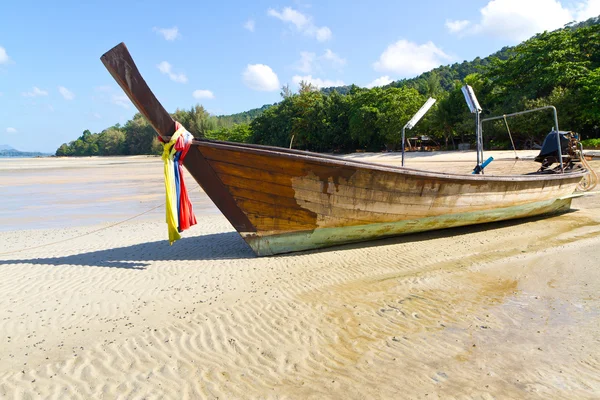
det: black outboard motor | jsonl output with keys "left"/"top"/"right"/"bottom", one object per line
{"left": 535, "top": 130, "right": 582, "bottom": 172}
{"left": 534, "top": 131, "right": 570, "bottom": 164}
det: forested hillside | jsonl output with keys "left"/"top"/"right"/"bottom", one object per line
{"left": 57, "top": 17, "right": 600, "bottom": 156}
{"left": 55, "top": 104, "right": 272, "bottom": 156}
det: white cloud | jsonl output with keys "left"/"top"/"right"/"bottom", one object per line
{"left": 243, "top": 64, "right": 280, "bottom": 91}
{"left": 58, "top": 86, "right": 75, "bottom": 100}
{"left": 295, "top": 49, "right": 346, "bottom": 74}
{"left": 475, "top": 0, "right": 571, "bottom": 41}
{"left": 268, "top": 7, "right": 308, "bottom": 28}
{"left": 112, "top": 94, "right": 131, "bottom": 109}
{"left": 373, "top": 40, "right": 452, "bottom": 77}
{"left": 267, "top": 7, "right": 332, "bottom": 41}
{"left": 95, "top": 85, "right": 112, "bottom": 92}
{"left": 322, "top": 49, "right": 346, "bottom": 69}
{"left": 366, "top": 76, "right": 394, "bottom": 88}
{"left": 153, "top": 26, "right": 180, "bottom": 41}
{"left": 314, "top": 27, "right": 332, "bottom": 42}
{"left": 574, "top": 0, "right": 600, "bottom": 20}
{"left": 22, "top": 86, "right": 49, "bottom": 97}
{"left": 192, "top": 89, "right": 215, "bottom": 99}
{"left": 445, "top": 19, "right": 470, "bottom": 33}
{"left": 6, "top": 127, "right": 17, "bottom": 134}
{"left": 92, "top": 112, "right": 102, "bottom": 119}
{"left": 448, "top": 0, "right": 600, "bottom": 42}
{"left": 296, "top": 51, "right": 317, "bottom": 73}
{"left": 0, "top": 46, "right": 11, "bottom": 64}
{"left": 292, "top": 75, "right": 344, "bottom": 88}
{"left": 157, "top": 61, "right": 188, "bottom": 83}
{"left": 93, "top": 86, "right": 129, "bottom": 110}
{"left": 244, "top": 19, "right": 256, "bottom": 32}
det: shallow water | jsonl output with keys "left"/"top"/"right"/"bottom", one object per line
{"left": 0, "top": 157, "right": 218, "bottom": 231}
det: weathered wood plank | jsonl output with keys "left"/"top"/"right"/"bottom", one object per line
{"left": 101, "top": 43, "right": 175, "bottom": 138}
{"left": 184, "top": 147, "right": 257, "bottom": 232}
{"left": 233, "top": 197, "right": 317, "bottom": 226}
{"left": 243, "top": 214, "right": 316, "bottom": 232}
{"left": 204, "top": 145, "right": 568, "bottom": 198}
{"left": 213, "top": 157, "right": 568, "bottom": 204}
{"left": 200, "top": 140, "right": 584, "bottom": 183}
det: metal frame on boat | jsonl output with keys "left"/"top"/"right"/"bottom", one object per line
{"left": 100, "top": 43, "right": 588, "bottom": 256}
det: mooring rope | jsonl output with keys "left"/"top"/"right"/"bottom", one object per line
{"left": 508, "top": 157, "right": 520, "bottom": 175}
{"left": 577, "top": 144, "right": 598, "bottom": 192}
{"left": 0, "top": 202, "right": 165, "bottom": 256}
{"left": 502, "top": 115, "right": 519, "bottom": 160}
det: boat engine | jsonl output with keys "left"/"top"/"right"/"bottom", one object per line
{"left": 534, "top": 130, "right": 583, "bottom": 173}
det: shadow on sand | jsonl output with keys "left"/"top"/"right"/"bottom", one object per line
{"left": 0, "top": 210, "right": 575, "bottom": 269}
{"left": 0, "top": 231, "right": 256, "bottom": 270}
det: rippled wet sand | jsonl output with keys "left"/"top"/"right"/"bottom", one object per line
{"left": 0, "top": 152, "right": 598, "bottom": 399}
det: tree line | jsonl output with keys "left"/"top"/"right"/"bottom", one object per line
{"left": 55, "top": 105, "right": 265, "bottom": 156}
{"left": 57, "top": 19, "right": 600, "bottom": 157}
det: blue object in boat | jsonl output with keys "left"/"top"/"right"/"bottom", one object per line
{"left": 472, "top": 156, "right": 494, "bottom": 174}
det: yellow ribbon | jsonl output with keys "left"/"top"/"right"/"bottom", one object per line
{"left": 161, "top": 127, "right": 186, "bottom": 244}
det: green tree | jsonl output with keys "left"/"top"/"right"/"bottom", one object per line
{"left": 280, "top": 84, "right": 293, "bottom": 99}
{"left": 375, "top": 87, "right": 425, "bottom": 150}
{"left": 205, "top": 124, "right": 252, "bottom": 143}
{"left": 97, "top": 127, "right": 126, "bottom": 155}
{"left": 123, "top": 113, "right": 156, "bottom": 154}
{"left": 55, "top": 143, "right": 71, "bottom": 156}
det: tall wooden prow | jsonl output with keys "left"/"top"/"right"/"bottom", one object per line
{"left": 101, "top": 42, "right": 256, "bottom": 233}
{"left": 100, "top": 42, "right": 176, "bottom": 140}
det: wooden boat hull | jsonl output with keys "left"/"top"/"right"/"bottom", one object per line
{"left": 183, "top": 140, "right": 585, "bottom": 256}
{"left": 99, "top": 42, "right": 586, "bottom": 256}
{"left": 243, "top": 197, "right": 573, "bottom": 255}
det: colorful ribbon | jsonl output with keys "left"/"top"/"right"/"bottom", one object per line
{"left": 159, "top": 122, "right": 197, "bottom": 244}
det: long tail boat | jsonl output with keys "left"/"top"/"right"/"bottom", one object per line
{"left": 101, "top": 43, "right": 589, "bottom": 256}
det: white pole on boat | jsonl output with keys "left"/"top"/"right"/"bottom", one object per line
{"left": 479, "top": 113, "right": 484, "bottom": 169}
{"left": 401, "top": 97, "right": 436, "bottom": 166}
{"left": 550, "top": 106, "right": 564, "bottom": 172}
{"left": 461, "top": 85, "right": 483, "bottom": 173}
{"left": 476, "top": 112, "right": 482, "bottom": 167}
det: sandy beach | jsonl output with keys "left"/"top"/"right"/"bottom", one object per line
{"left": 1, "top": 151, "right": 599, "bottom": 399}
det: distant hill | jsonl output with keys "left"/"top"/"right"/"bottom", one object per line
{"left": 0, "top": 145, "right": 50, "bottom": 158}
{"left": 316, "top": 47, "right": 513, "bottom": 97}
{"left": 215, "top": 104, "right": 274, "bottom": 125}
{"left": 565, "top": 15, "right": 600, "bottom": 29}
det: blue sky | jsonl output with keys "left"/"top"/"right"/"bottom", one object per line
{"left": 1, "top": 0, "right": 598, "bottom": 152}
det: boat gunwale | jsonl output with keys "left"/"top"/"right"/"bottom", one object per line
{"left": 193, "top": 138, "right": 587, "bottom": 184}
{"left": 217, "top": 168, "right": 566, "bottom": 203}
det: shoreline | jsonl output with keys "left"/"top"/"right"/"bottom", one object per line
{"left": 0, "top": 150, "right": 552, "bottom": 232}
